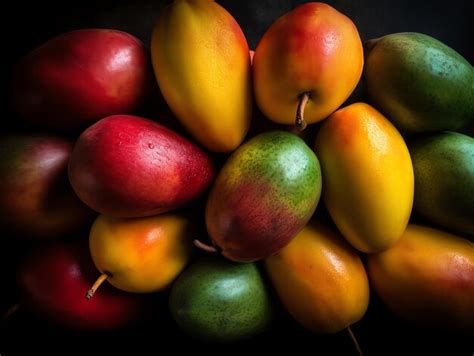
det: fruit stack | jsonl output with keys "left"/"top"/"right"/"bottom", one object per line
{"left": 2, "top": 0, "right": 473, "bottom": 349}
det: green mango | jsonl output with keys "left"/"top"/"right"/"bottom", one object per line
{"left": 365, "top": 32, "right": 474, "bottom": 132}
{"left": 409, "top": 132, "right": 474, "bottom": 235}
{"left": 206, "top": 131, "right": 322, "bottom": 262}
{"left": 169, "top": 256, "right": 273, "bottom": 342}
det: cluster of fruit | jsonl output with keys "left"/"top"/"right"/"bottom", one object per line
{"left": 2, "top": 0, "right": 473, "bottom": 346}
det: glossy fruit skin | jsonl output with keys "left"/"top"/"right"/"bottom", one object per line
{"left": 265, "top": 222, "right": 369, "bottom": 333}
{"left": 367, "top": 224, "right": 474, "bottom": 331}
{"left": 10, "top": 29, "right": 152, "bottom": 131}
{"left": 17, "top": 239, "right": 150, "bottom": 330}
{"left": 365, "top": 32, "right": 474, "bottom": 132}
{"left": 206, "top": 131, "right": 321, "bottom": 262}
{"left": 169, "top": 256, "right": 273, "bottom": 342}
{"left": 68, "top": 115, "right": 214, "bottom": 218}
{"left": 315, "top": 103, "right": 413, "bottom": 253}
{"left": 0, "top": 134, "right": 93, "bottom": 239}
{"left": 151, "top": 0, "right": 252, "bottom": 152}
{"left": 253, "top": 2, "right": 363, "bottom": 125}
{"left": 89, "top": 214, "right": 193, "bottom": 293}
{"left": 409, "top": 132, "right": 474, "bottom": 235}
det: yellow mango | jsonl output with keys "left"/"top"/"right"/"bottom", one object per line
{"left": 367, "top": 224, "right": 474, "bottom": 331}
{"left": 314, "top": 103, "right": 413, "bottom": 252}
{"left": 151, "top": 0, "right": 252, "bottom": 152}
{"left": 89, "top": 214, "right": 193, "bottom": 294}
{"left": 265, "top": 222, "right": 369, "bottom": 333}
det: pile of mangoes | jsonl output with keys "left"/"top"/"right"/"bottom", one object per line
{"left": 2, "top": 0, "right": 473, "bottom": 347}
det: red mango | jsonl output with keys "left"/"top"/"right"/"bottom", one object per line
{"left": 17, "top": 239, "right": 150, "bottom": 330}
{"left": 10, "top": 29, "right": 152, "bottom": 131}
{"left": 68, "top": 115, "right": 214, "bottom": 218}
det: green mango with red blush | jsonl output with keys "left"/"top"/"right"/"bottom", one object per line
{"left": 205, "top": 131, "right": 322, "bottom": 262}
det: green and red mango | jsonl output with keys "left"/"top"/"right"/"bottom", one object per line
{"left": 206, "top": 131, "right": 321, "bottom": 262}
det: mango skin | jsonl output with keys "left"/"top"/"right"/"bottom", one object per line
{"left": 253, "top": 2, "right": 363, "bottom": 125}
{"left": 0, "top": 134, "right": 93, "bottom": 239}
{"left": 315, "top": 103, "right": 414, "bottom": 253}
{"left": 89, "top": 214, "right": 193, "bottom": 293}
{"left": 10, "top": 29, "right": 152, "bottom": 131}
{"left": 409, "top": 132, "right": 474, "bottom": 235}
{"left": 151, "top": 0, "right": 252, "bottom": 152}
{"left": 68, "top": 115, "right": 214, "bottom": 218}
{"left": 169, "top": 256, "right": 273, "bottom": 342}
{"left": 367, "top": 224, "right": 474, "bottom": 331}
{"left": 265, "top": 222, "right": 369, "bottom": 333}
{"left": 365, "top": 32, "right": 474, "bottom": 132}
{"left": 206, "top": 131, "right": 321, "bottom": 262}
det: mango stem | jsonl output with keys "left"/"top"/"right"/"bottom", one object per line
{"left": 295, "top": 92, "right": 310, "bottom": 131}
{"left": 346, "top": 326, "right": 364, "bottom": 356}
{"left": 193, "top": 239, "right": 218, "bottom": 253}
{"left": 86, "top": 273, "right": 109, "bottom": 300}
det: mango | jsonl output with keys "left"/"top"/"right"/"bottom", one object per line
{"left": 151, "top": 0, "right": 252, "bottom": 152}
{"left": 367, "top": 224, "right": 474, "bottom": 331}
{"left": 265, "top": 222, "right": 369, "bottom": 333}
{"left": 315, "top": 103, "right": 413, "bottom": 252}
{"left": 89, "top": 214, "right": 193, "bottom": 294}
{"left": 10, "top": 29, "right": 152, "bottom": 131}
{"left": 206, "top": 131, "right": 321, "bottom": 262}
{"left": 253, "top": 2, "right": 363, "bottom": 128}
{"left": 68, "top": 115, "right": 214, "bottom": 218}
{"left": 169, "top": 256, "right": 273, "bottom": 342}
{"left": 409, "top": 132, "right": 474, "bottom": 235}
{"left": 0, "top": 134, "right": 93, "bottom": 239}
{"left": 365, "top": 32, "right": 474, "bottom": 132}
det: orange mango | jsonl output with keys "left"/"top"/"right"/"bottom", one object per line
{"left": 367, "top": 224, "right": 474, "bottom": 331}
{"left": 253, "top": 2, "right": 363, "bottom": 128}
{"left": 89, "top": 214, "right": 192, "bottom": 293}
{"left": 151, "top": 0, "right": 252, "bottom": 152}
{"left": 315, "top": 103, "right": 413, "bottom": 252}
{"left": 265, "top": 222, "right": 369, "bottom": 333}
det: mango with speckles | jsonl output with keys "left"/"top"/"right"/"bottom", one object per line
{"left": 151, "top": 0, "right": 252, "bottom": 152}
{"left": 315, "top": 103, "right": 414, "bottom": 253}
{"left": 367, "top": 224, "right": 474, "bottom": 331}
{"left": 169, "top": 256, "right": 273, "bottom": 342}
{"left": 409, "top": 132, "right": 474, "bottom": 236}
{"left": 206, "top": 131, "right": 322, "bottom": 262}
{"left": 365, "top": 32, "right": 474, "bottom": 132}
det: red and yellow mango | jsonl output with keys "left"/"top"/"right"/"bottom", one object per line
{"left": 367, "top": 224, "right": 474, "bottom": 331}
{"left": 253, "top": 2, "right": 363, "bottom": 127}
{"left": 265, "top": 222, "right": 369, "bottom": 333}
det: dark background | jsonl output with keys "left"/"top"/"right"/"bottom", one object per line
{"left": 1, "top": 0, "right": 473, "bottom": 355}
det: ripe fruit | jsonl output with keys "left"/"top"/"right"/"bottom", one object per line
{"left": 365, "top": 32, "right": 474, "bottom": 132}
{"left": 253, "top": 2, "right": 363, "bottom": 129}
{"left": 88, "top": 214, "right": 193, "bottom": 295}
{"left": 169, "top": 256, "right": 273, "bottom": 342}
{"left": 0, "top": 134, "right": 93, "bottom": 239}
{"left": 10, "top": 29, "right": 152, "bottom": 131}
{"left": 315, "top": 103, "right": 413, "bottom": 252}
{"left": 151, "top": 0, "right": 252, "bottom": 152}
{"left": 265, "top": 222, "right": 369, "bottom": 333}
{"left": 68, "top": 115, "right": 214, "bottom": 218}
{"left": 367, "top": 224, "right": 474, "bottom": 331}
{"left": 17, "top": 239, "right": 150, "bottom": 330}
{"left": 206, "top": 131, "right": 321, "bottom": 262}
